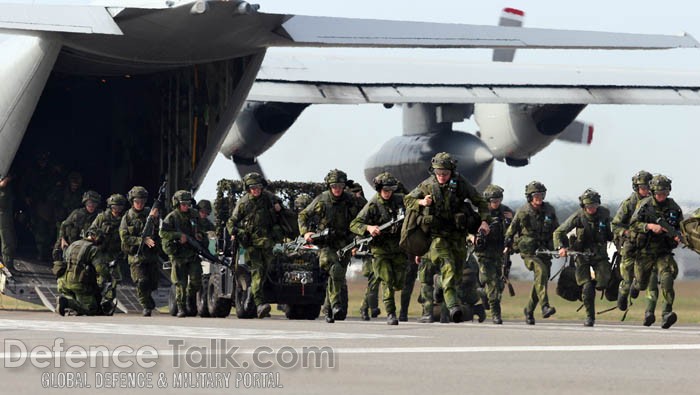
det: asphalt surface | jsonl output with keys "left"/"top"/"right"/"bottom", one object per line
{"left": 1, "top": 311, "right": 699, "bottom": 394}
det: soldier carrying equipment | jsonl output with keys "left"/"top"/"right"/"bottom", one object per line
{"left": 137, "top": 178, "right": 167, "bottom": 257}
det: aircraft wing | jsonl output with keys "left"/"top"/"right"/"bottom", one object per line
{"left": 249, "top": 52, "right": 700, "bottom": 105}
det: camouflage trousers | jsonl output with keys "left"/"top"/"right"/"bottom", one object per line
{"left": 128, "top": 258, "right": 159, "bottom": 310}
{"left": 93, "top": 252, "right": 120, "bottom": 302}
{"left": 246, "top": 246, "right": 274, "bottom": 305}
{"left": 360, "top": 257, "right": 379, "bottom": 313}
{"left": 522, "top": 254, "right": 552, "bottom": 315}
{"left": 319, "top": 248, "right": 350, "bottom": 311}
{"left": 373, "top": 253, "right": 407, "bottom": 315}
{"left": 428, "top": 237, "right": 467, "bottom": 309}
{"left": 618, "top": 254, "right": 658, "bottom": 312}
{"left": 57, "top": 276, "right": 99, "bottom": 315}
{"left": 418, "top": 256, "right": 437, "bottom": 316}
{"left": 575, "top": 256, "right": 611, "bottom": 318}
{"left": 170, "top": 256, "right": 202, "bottom": 308}
{"left": 636, "top": 254, "right": 677, "bottom": 314}
{"left": 458, "top": 254, "right": 481, "bottom": 306}
{"left": 0, "top": 209, "right": 16, "bottom": 268}
{"left": 476, "top": 253, "right": 504, "bottom": 317}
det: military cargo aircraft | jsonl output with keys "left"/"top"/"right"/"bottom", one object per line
{"left": 2, "top": 1, "right": 700, "bottom": 196}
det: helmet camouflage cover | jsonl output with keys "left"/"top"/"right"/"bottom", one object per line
{"left": 650, "top": 174, "right": 672, "bottom": 192}
{"left": 82, "top": 190, "right": 102, "bottom": 205}
{"left": 483, "top": 184, "right": 504, "bottom": 200}
{"left": 107, "top": 193, "right": 127, "bottom": 207}
{"left": 632, "top": 170, "right": 653, "bottom": 187}
{"left": 243, "top": 172, "right": 265, "bottom": 189}
{"left": 127, "top": 186, "right": 148, "bottom": 202}
{"left": 324, "top": 169, "right": 348, "bottom": 185}
{"left": 197, "top": 199, "right": 212, "bottom": 213}
{"left": 430, "top": 152, "right": 457, "bottom": 171}
{"left": 579, "top": 188, "right": 601, "bottom": 206}
{"left": 294, "top": 193, "right": 313, "bottom": 211}
{"left": 172, "top": 190, "right": 193, "bottom": 206}
{"left": 373, "top": 172, "right": 399, "bottom": 191}
{"left": 525, "top": 181, "right": 547, "bottom": 197}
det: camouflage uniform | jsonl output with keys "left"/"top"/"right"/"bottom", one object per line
{"left": 417, "top": 254, "right": 437, "bottom": 322}
{"left": 628, "top": 175, "right": 682, "bottom": 328}
{"left": 119, "top": 187, "right": 160, "bottom": 315}
{"left": 611, "top": 171, "right": 654, "bottom": 312}
{"left": 474, "top": 185, "right": 513, "bottom": 324}
{"left": 87, "top": 194, "right": 127, "bottom": 309}
{"left": 160, "top": 190, "right": 206, "bottom": 317}
{"left": 0, "top": 176, "right": 16, "bottom": 270}
{"left": 56, "top": 239, "right": 100, "bottom": 316}
{"left": 298, "top": 169, "right": 358, "bottom": 323}
{"left": 350, "top": 172, "right": 405, "bottom": 325}
{"left": 227, "top": 173, "right": 284, "bottom": 318}
{"left": 52, "top": 191, "right": 101, "bottom": 275}
{"left": 404, "top": 153, "right": 490, "bottom": 323}
{"left": 350, "top": 188, "right": 380, "bottom": 320}
{"left": 505, "top": 181, "right": 559, "bottom": 324}
{"left": 553, "top": 189, "right": 613, "bottom": 326}
{"left": 51, "top": 172, "right": 84, "bottom": 231}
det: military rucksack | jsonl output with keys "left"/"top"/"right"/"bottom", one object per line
{"left": 556, "top": 260, "right": 582, "bottom": 302}
{"left": 680, "top": 216, "right": 700, "bottom": 255}
{"left": 399, "top": 206, "right": 430, "bottom": 256}
{"left": 604, "top": 251, "right": 623, "bottom": 301}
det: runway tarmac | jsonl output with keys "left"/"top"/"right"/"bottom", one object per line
{"left": 1, "top": 311, "right": 699, "bottom": 394}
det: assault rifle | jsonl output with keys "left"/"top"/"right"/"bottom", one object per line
{"left": 137, "top": 178, "right": 167, "bottom": 256}
{"left": 655, "top": 217, "right": 688, "bottom": 247}
{"left": 502, "top": 253, "right": 516, "bottom": 297}
{"left": 181, "top": 232, "right": 225, "bottom": 265}
{"left": 337, "top": 211, "right": 405, "bottom": 258}
{"left": 290, "top": 228, "right": 330, "bottom": 252}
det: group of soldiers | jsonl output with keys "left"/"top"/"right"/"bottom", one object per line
{"left": 1, "top": 151, "right": 692, "bottom": 329}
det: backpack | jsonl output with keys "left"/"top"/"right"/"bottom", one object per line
{"left": 556, "top": 260, "right": 582, "bottom": 302}
{"left": 680, "top": 216, "right": 700, "bottom": 255}
{"left": 399, "top": 207, "right": 430, "bottom": 256}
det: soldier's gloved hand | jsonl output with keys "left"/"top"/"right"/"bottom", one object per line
{"left": 558, "top": 247, "right": 567, "bottom": 258}
{"left": 144, "top": 237, "right": 156, "bottom": 248}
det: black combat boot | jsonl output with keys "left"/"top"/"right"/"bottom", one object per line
{"left": 56, "top": 296, "right": 68, "bottom": 316}
{"left": 542, "top": 305, "right": 556, "bottom": 319}
{"left": 370, "top": 307, "right": 381, "bottom": 318}
{"left": 257, "top": 303, "right": 271, "bottom": 319}
{"left": 387, "top": 313, "right": 399, "bottom": 326}
{"left": 176, "top": 305, "right": 187, "bottom": 318}
{"left": 472, "top": 304, "right": 486, "bottom": 323}
{"left": 332, "top": 305, "right": 345, "bottom": 322}
{"left": 492, "top": 314, "right": 503, "bottom": 325}
{"left": 661, "top": 312, "right": 677, "bottom": 329}
{"left": 643, "top": 311, "right": 655, "bottom": 327}
{"left": 584, "top": 316, "right": 595, "bottom": 327}
{"left": 360, "top": 307, "right": 370, "bottom": 321}
{"left": 398, "top": 310, "right": 408, "bottom": 322}
{"left": 449, "top": 306, "right": 463, "bottom": 323}
{"left": 524, "top": 308, "right": 535, "bottom": 325}
{"left": 617, "top": 293, "right": 628, "bottom": 311}
{"left": 418, "top": 313, "right": 434, "bottom": 323}
{"left": 186, "top": 296, "right": 197, "bottom": 317}
{"left": 143, "top": 308, "right": 152, "bottom": 317}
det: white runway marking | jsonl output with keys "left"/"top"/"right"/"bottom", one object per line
{"left": 0, "top": 319, "right": 419, "bottom": 341}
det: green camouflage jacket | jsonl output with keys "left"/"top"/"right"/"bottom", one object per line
{"left": 119, "top": 207, "right": 160, "bottom": 262}
{"left": 629, "top": 196, "right": 683, "bottom": 255}
{"left": 350, "top": 192, "right": 404, "bottom": 255}
{"left": 611, "top": 192, "right": 644, "bottom": 249}
{"left": 60, "top": 207, "right": 98, "bottom": 245}
{"left": 88, "top": 209, "right": 123, "bottom": 259}
{"left": 227, "top": 190, "right": 282, "bottom": 249}
{"left": 475, "top": 204, "right": 514, "bottom": 257}
{"left": 160, "top": 208, "right": 206, "bottom": 258}
{"left": 553, "top": 206, "right": 613, "bottom": 258}
{"left": 506, "top": 202, "right": 559, "bottom": 255}
{"left": 298, "top": 190, "right": 358, "bottom": 249}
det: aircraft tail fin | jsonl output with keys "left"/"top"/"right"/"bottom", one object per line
{"left": 493, "top": 8, "right": 525, "bottom": 62}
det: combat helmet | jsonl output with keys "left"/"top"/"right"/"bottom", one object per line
{"left": 632, "top": 170, "right": 653, "bottom": 191}
{"left": 107, "top": 194, "right": 127, "bottom": 207}
{"left": 324, "top": 169, "right": 348, "bottom": 186}
{"left": 650, "top": 174, "right": 672, "bottom": 192}
{"left": 197, "top": 199, "right": 212, "bottom": 214}
{"left": 483, "top": 184, "right": 504, "bottom": 200}
{"left": 525, "top": 181, "right": 547, "bottom": 201}
{"left": 578, "top": 188, "right": 601, "bottom": 207}
{"left": 172, "top": 190, "right": 193, "bottom": 206}
{"left": 85, "top": 228, "right": 105, "bottom": 244}
{"left": 294, "top": 193, "right": 313, "bottom": 211}
{"left": 373, "top": 172, "right": 399, "bottom": 192}
{"left": 430, "top": 152, "right": 457, "bottom": 172}
{"left": 81, "top": 190, "right": 102, "bottom": 205}
{"left": 243, "top": 172, "right": 266, "bottom": 189}
{"left": 127, "top": 186, "right": 148, "bottom": 202}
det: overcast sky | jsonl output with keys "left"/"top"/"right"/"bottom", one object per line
{"left": 197, "top": 0, "right": 700, "bottom": 205}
